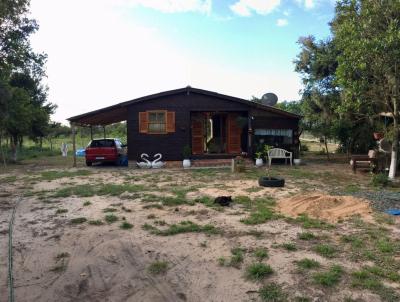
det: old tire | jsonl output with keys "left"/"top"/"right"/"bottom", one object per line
{"left": 86, "top": 161, "right": 92, "bottom": 166}
{"left": 258, "top": 176, "right": 285, "bottom": 187}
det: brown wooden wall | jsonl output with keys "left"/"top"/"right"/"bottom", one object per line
{"left": 126, "top": 91, "right": 250, "bottom": 161}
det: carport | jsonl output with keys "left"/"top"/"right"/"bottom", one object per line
{"left": 67, "top": 104, "right": 128, "bottom": 167}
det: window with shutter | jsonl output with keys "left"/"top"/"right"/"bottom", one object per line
{"left": 138, "top": 110, "right": 175, "bottom": 134}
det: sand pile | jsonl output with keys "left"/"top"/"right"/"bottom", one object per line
{"left": 277, "top": 193, "right": 374, "bottom": 223}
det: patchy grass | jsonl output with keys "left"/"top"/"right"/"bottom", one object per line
{"left": 229, "top": 247, "right": 245, "bottom": 268}
{"left": 83, "top": 201, "right": 91, "bottom": 206}
{"left": 245, "top": 263, "right": 274, "bottom": 281}
{"left": 293, "top": 214, "right": 334, "bottom": 230}
{"left": 259, "top": 283, "right": 288, "bottom": 302}
{"left": 119, "top": 221, "right": 133, "bottom": 229}
{"left": 88, "top": 219, "right": 104, "bottom": 225}
{"left": 39, "top": 169, "right": 91, "bottom": 181}
{"left": 253, "top": 247, "right": 269, "bottom": 261}
{"left": 55, "top": 208, "right": 68, "bottom": 214}
{"left": 147, "top": 261, "right": 169, "bottom": 275}
{"left": 142, "top": 220, "right": 219, "bottom": 236}
{"left": 296, "top": 258, "right": 320, "bottom": 270}
{"left": 298, "top": 232, "right": 316, "bottom": 241}
{"left": 103, "top": 207, "right": 118, "bottom": 213}
{"left": 281, "top": 243, "right": 297, "bottom": 251}
{"left": 313, "top": 265, "right": 343, "bottom": 287}
{"left": 351, "top": 268, "right": 400, "bottom": 301}
{"left": 314, "top": 244, "right": 337, "bottom": 258}
{"left": 105, "top": 214, "right": 118, "bottom": 224}
{"left": 52, "top": 183, "right": 146, "bottom": 198}
{"left": 142, "top": 203, "right": 163, "bottom": 210}
{"left": 70, "top": 217, "right": 87, "bottom": 224}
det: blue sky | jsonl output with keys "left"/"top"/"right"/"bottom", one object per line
{"left": 30, "top": 0, "right": 336, "bottom": 123}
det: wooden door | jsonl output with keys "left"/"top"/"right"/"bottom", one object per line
{"left": 191, "top": 115, "right": 204, "bottom": 155}
{"left": 227, "top": 114, "right": 242, "bottom": 154}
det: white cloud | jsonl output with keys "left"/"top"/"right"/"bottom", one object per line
{"left": 295, "top": 0, "right": 316, "bottom": 9}
{"left": 120, "top": 0, "right": 212, "bottom": 14}
{"left": 276, "top": 18, "right": 288, "bottom": 26}
{"left": 304, "top": 0, "right": 315, "bottom": 9}
{"left": 230, "top": 0, "right": 281, "bottom": 17}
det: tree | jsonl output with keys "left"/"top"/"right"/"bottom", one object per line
{"left": 0, "top": 0, "right": 55, "bottom": 162}
{"left": 332, "top": 0, "right": 400, "bottom": 178}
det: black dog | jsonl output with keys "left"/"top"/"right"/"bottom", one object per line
{"left": 214, "top": 196, "right": 232, "bottom": 207}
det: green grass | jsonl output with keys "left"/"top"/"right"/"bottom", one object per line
{"left": 253, "top": 247, "right": 269, "bottom": 260}
{"left": 70, "top": 217, "right": 87, "bottom": 224}
{"left": 52, "top": 183, "right": 146, "bottom": 198}
{"left": 314, "top": 244, "right": 337, "bottom": 258}
{"left": 313, "top": 265, "right": 344, "bottom": 287}
{"left": 259, "top": 283, "right": 288, "bottom": 302}
{"left": 245, "top": 263, "right": 274, "bottom": 281}
{"left": 296, "top": 258, "right": 320, "bottom": 270}
{"left": 160, "top": 196, "right": 194, "bottom": 206}
{"left": 281, "top": 243, "right": 297, "bottom": 251}
{"left": 294, "top": 214, "right": 334, "bottom": 230}
{"left": 298, "top": 232, "right": 316, "bottom": 240}
{"left": 351, "top": 268, "right": 400, "bottom": 301}
{"left": 105, "top": 214, "right": 118, "bottom": 224}
{"left": 229, "top": 247, "right": 245, "bottom": 268}
{"left": 147, "top": 261, "right": 169, "bottom": 275}
{"left": 142, "top": 220, "right": 219, "bottom": 236}
{"left": 88, "top": 219, "right": 104, "bottom": 225}
{"left": 120, "top": 221, "right": 133, "bottom": 229}
{"left": 56, "top": 208, "right": 68, "bottom": 214}
{"left": 376, "top": 238, "right": 397, "bottom": 253}
{"left": 217, "top": 256, "right": 227, "bottom": 266}
{"left": 83, "top": 201, "right": 91, "bottom": 206}
{"left": 103, "top": 207, "right": 117, "bottom": 213}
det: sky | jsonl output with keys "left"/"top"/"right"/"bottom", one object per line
{"left": 29, "top": 0, "right": 336, "bottom": 124}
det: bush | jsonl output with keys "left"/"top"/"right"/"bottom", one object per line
{"left": 371, "top": 173, "right": 389, "bottom": 187}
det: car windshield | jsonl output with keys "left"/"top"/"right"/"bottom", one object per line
{"left": 89, "top": 139, "right": 115, "bottom": 148}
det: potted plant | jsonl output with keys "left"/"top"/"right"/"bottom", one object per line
{"left": 259, "top": 145, "right": 285, "bottom": 187}
{"left": 255, "top": 151, "right": 264, "bottom": 167}
{"left": 182, "top": 145, "right": 191, "bottom": 168}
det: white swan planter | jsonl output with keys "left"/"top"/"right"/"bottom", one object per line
{"left": 136, "top": 153, "right": 165, "bottom": 169}
{"left": 136, "top": 153, "right": 152, "bottom": 169}
{"left": 151, "top": 153, "right": 165, "bottom": 169}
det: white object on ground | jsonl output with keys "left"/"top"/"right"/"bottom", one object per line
{"left": 183, "top": 159, "right": 191, "bottom": 169}
{"left": 255, "top": 158, "right": 263, "bottom": 167}
{"left": 137, "top": 153, "right": 152, "bottom": 168}
{"left": 61, "top": 143, "right": 68, "bottom": 157}
{"left": 151, "top": 153, "right": 165, "bottom": 168}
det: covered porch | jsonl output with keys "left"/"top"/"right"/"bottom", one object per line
{"left": 190, "top": 111, "right": 251, "bottom": 158}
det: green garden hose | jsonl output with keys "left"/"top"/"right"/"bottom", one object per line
{"left": 8, "top": 197, "right": 21, "bottom": 302}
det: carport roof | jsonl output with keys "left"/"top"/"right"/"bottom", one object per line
{"left": 67, "top": 86, "right": 301, "bottom": 126}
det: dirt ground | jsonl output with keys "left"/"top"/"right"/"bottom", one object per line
{"left": 1, "top": 158, "right": 400, "bottom": 302}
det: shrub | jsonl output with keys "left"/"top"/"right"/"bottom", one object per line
{"left": 105, "top": 214, "right": 118, "bottom": 223}
{"left": 371, "top": 173, "right": 389, "bottom": 187}
{"left": 259, "top": 283, "right": 288, "bottom": 302}
{"left": 296, "top": 258, "right": 320, "bottom": 270}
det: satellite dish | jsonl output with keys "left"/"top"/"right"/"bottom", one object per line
{"left": 379, "top": 138, "right": 391, "bottom": 153}
{"left": 261, "top": 93, "right": 278, "bottom": 106}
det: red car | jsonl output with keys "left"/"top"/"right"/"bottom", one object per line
{"left": 85, "top": 138, "right": 126, "bottom": 166}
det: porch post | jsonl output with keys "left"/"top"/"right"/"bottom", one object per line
{"left": 247, "top": 116, "right": 252, "bottom": 155}
{"left": 71, "top": 123, "right": 77, "bottom": 167}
